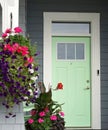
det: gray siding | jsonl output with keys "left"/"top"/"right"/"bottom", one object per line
{"left": 26, "top": 0, "right": 108, "bottom": 129}
{"left": 101, "top": 11, "right": 108, "bottom": 129}
{"left": 19, "top": 0, "right": 26, "bottom": 34}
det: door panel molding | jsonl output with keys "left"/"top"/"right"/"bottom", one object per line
{"left": 43, "top": 12, "right": 100, "bottom": 129}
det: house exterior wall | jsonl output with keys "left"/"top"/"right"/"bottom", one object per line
{"left": 26, "top": 0, "right": 108, "bottom": 129}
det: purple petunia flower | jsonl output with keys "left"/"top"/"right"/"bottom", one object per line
{"left": 0, "top": 93, "right": 3, "bottom": 96}
{"left": 3, "top": 92, "right": 7, "bottom": 97}
{"left": 11, "top": 55, "right": 16, "bottom": 59}
{"left": 34, "top": 67, "right": 38, "bottom": 71}
{"left": 18, "top": 66, "right": 23, "bottom": 71}
{"left": 26, "top": 91, "right": 30, "bottom": 96}
{"left": 27, "top": 64, "right": 32, "bottom": 69}
{"left": 24, "top": 56, "right": 27, "bottom": 60}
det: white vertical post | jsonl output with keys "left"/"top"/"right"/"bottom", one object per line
{"left": 1, "top": 0, "right": 19, "bottom": 32}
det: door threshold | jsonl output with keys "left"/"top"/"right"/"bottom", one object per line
{"left": 65, "top": 127, "right": 93, "bottom": 130}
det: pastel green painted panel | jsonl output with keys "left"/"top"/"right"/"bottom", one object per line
{"left": 52, "top": 36, "right": 91, "bottom": 127}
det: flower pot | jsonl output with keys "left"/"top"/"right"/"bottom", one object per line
{"left": 50, "top": 117, "right": 65, "bottom": 130}
{"left": 25, "top": 116, "right": 65, "bottom": 130}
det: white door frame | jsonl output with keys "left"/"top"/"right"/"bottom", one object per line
{"left": 43, "top": 12, "right": 101, "bottom": 129}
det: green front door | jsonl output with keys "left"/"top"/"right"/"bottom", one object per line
{"left": 52, "top": 36, "right": 91, "bottom": 127}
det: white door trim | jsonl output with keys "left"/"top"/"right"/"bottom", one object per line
{"left": 43, "top": 12, "right": 101, "bottom": 129}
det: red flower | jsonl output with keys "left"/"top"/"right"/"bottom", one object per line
{"left": 24, "top": 56, "right": 34, "bottom": 66}
{"left": 57, "top": 82, "right": 63, "bottom": 89}
{"left": 14, "top": 27, "right": 23, "bottom": 33}
{"left": 44, "top": 107, "right": 49, "bottom": 113}
{"left": 17, "top": 46, "right": 29, "bottom": 56}
{"left": 5, "top": 28, "right": 12, "bottom": 33}
{"left": 4, "top": 43, "right": 19, "bottom": 53}
{"left": 27, "top": 56, "right": 34, "bottom": 63}
{"left": 30, "top": 109, "right": 36, "bottom": 116}
{"left": 3, "top": 43, "right": 15, "bottom": 53}
{"left": 21, "top": 46, "right": 29, "bottom": 56}
{"left": 4, "top": 43, "right": 11, "bottom": 50}
{"left": 2, "top": 33, "right": 7, "bottom": 38}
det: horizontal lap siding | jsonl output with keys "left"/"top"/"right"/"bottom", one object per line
{"left": 101, "top": 12, "right": 108, "bottom": 128}
{"left": 26, "top": 0, "right": 108, "bottom": 128}
{"left": 27, "top": 4, "right": 43, "bottom": 81}
{"left": 19, "top": 0, "right": 26, "bottom": 34}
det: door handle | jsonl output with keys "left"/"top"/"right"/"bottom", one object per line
{"left": 84, "top": 86, "right": 90, "bottom": 90}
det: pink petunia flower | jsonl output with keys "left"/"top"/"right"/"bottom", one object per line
{"left": 14, "top": 27, "right": 23, "bottom": 33}
{"left": 39, "top": 111, "right": 46, "bottom": 117}
{"left": 27, "top": 56, "right": 34, "bottom": 63}
{"left": 38, "top": 118, "right": 44, "bottom": 123}
{"left": 59, "top": 111, "right": 65, "bottom": 117}
{"left": 12, "top": 43, "right": 20, "bottom": 52}
{"left": 2, "top": 33, "right": 7, "bottom": 38}
{"left": 50, "top": 115, "right": 57, "bottom": 121}
{"left": 28, "top": 118, "right": 34, "bottom": 124}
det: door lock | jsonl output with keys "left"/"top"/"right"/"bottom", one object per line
{"left": 86, "top": 80, "right": 90, "bottom": 83}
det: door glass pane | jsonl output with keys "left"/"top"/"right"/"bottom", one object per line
{"left": 57, "top": 43, "right": 85, "bottom": 60}
{"left": 76, "top": 43, "right": 84, "bottom": 59}
{"left": 57, "top": 43, "right": 65, "bottom": 59}
{"left": 67, "top": 43, "right": 75, "bottom": 59}
{"left": 52, "top": 22, "right": 90, "bottom": 34}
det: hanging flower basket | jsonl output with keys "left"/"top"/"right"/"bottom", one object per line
{"left": 0, "top": 27, "right": 39, "bottom": 118}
